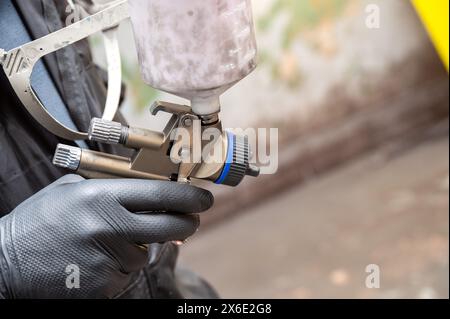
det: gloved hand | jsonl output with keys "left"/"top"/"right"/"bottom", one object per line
{"left": 0, "top": 174, "right": 213, "bottom": 299}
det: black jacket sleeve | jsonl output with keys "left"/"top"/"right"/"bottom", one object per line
{"left": 0, "top": 0, "right": 130, "bottom": 216}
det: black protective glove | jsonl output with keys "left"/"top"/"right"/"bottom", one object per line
{"left": 0, "top": 174, "right": 213, "bottom": 299}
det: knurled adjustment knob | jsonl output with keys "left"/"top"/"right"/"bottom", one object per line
{"left": 88, "top": 118, "right": 127, "bottom": 145}
{"left": 216, "top": 132, "right": 260, "bottom": 187}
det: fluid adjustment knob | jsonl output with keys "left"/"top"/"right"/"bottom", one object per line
{"left": 215, "top": 132, "right": 260, "bottom": 187}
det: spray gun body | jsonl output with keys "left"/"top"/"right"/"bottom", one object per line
{"left": 1, "top": 0, "right": 259, "bottom": 187}
{"left": 55, "top": 100, "right": 259, "bottom": 186}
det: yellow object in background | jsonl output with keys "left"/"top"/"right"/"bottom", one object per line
{"left": 412, "top": 0, "right": 449, "bottom": 71}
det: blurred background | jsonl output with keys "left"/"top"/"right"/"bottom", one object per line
{"left": 92, "top": 0, "right": 449, "bottom": 298}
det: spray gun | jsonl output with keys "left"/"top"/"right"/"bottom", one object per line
{"left": 1, "top": 0, "right": 259, "bottom": 187}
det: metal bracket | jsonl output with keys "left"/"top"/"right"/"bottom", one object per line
{"left": 102, "top": 26, "right": 123, "bottom": 121}
{"left": 150, "top": 100, "right": 192, "bottom": 116}
{"left": 0, "top": 0, "right": 129, "bottom": 141}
